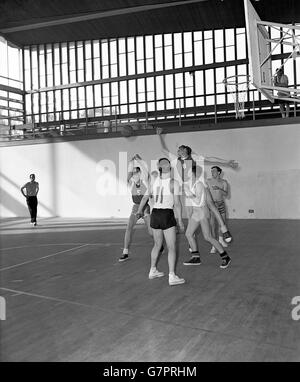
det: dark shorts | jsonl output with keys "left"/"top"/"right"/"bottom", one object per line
{"left": 150, "top": 208, "right": 177, "bottom": 231}
{"left": 214, "top": 200, "right": 226, "bottom": 215}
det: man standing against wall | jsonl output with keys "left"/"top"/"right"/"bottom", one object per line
{"left": 21, "top": 174, "right": 39, "bottom": 226}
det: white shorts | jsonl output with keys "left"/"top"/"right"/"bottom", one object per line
{"left": 191, "top": 205, "right": 210, "bottom": 222}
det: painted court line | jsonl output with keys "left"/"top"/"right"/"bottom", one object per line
{"left": 0, "top": 243, "right": 89, "bottom": 251}
{"left": 0, "top": 242, "right": 144, "bottom": 251}
{"left": 0, "top": 286, "right": 296, "bottom": 353}
{"left": 0, "top": 287, "right": 95, "bottom": 309}
{"left": 0, "top": 244, "right": 89, "bottom": 272}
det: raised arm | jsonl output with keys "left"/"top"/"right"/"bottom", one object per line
{"left": 192, "top": 150, "right": 238, "bottom": 169}
{"left": 127, "top": 155, "right": 136, "bottom": 184}
{"left": 156, "top": 128, "right": 178, "bottom": 162}
{"left": 134, "top": 154, "right": 149, "bottom": 181}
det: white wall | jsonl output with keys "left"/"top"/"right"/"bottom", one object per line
{"left": 1, "top": 123, "right": 300, "bottom": 219}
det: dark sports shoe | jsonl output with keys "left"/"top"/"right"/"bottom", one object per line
{"left": 183, "top": 256, "right": 201, "bottom": 265}
{"left": 223, "top": 230, "right": 232, "bottom": 243}
{"left": 119, "top": 254, "right": 129, "bottom": 262}
{"left": 220, "top": 256, "right": 231, "bottom": 269}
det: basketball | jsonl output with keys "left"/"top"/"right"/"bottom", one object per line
{"left": 121, "top": 125, "right": 133, "bottom": 137}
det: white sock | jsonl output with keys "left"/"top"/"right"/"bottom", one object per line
{"left": 123, "top": 248, "right": 129, "bottom": 255}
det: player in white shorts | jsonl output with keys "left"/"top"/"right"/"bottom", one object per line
{"left": 136, "top": 158, "right": 185, "bottom": 286}
{"left": 183, "top": 166, "right": 231, "bottom": 269}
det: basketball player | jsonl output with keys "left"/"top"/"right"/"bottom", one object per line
{"left": 207, "top": 166, "right": 230, "bottom": 253}
{"left": 21, "top": 174, "right": 39, "bottom": 226}
{"left": 136, "top": 158, "right": 185, "bottom": 286}
{"left": 119, "top": 154, "right": 156, "bottom": 262}
{"left": 184, "top": 166, "right": 231, "bottom": 268}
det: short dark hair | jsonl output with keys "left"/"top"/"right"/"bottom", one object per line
{"left": 158, "top": 157, "right": 170, "bottom": 173}
{"left": 158, "top": 157, "right": 170, "bottom": 165}
{"left": 133, "top": 167, "right": 141, "bottom": 172}
{"left": 30, "top": 173, "right": 35, "bottom": 177}
{"left": 211, "top": 166, "right": 222, "bottom": 173}
{"left": 178, "top": 145, "right": 192, "bottom": 156}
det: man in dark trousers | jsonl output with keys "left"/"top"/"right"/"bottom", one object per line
{"left": 21, "top": 174, "right": 39, "bottom": 226}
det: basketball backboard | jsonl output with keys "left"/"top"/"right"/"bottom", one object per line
{"left": 244, "top": 0, "right": 300, "bottom": 103}
{"left": 244, "top": 0, "right": 273, "bottom": 102}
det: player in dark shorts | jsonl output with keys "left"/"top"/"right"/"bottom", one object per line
{"left": 136, "top": 158, "right": 185, "bottom": 286}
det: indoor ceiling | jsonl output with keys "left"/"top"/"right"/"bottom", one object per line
{"left": 0, "top": 0, "right": 299, "bottom": 47}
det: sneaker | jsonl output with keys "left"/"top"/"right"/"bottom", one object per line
{"left": 149, "top": 269, "right": 164, "bottom": 279}
{"left": 183, "top": 256, "right": 201, "bottom": 265}
{"left": 33, "top": 222, "right": 37, "bottom": 226}
{"left": 169, "top": 274, "right": 185, "bottom": 286}
{"left": 220, "top": 256, "right": 231, "bottom": 269}
{"left": 223, "top": 230, "right": 232, "bottom": 243}
{"left": 119, "top": 254, "right": 129, "bottom": 262}
{"left": 210, "top": 246, "right": 217, "bottom": 254}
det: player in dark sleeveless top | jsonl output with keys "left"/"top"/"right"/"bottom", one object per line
{"left": 119, "top": 154, "right": 163, "bottom": 262}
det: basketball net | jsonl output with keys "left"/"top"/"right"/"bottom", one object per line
{"left": 223, "top": 75, "right": 250, "bottom": 119}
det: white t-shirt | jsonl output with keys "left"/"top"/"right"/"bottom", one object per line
{"left": 152, "top": 177, "right": 174, "bottom": 209}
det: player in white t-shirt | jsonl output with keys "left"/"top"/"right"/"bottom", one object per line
{"left": 136, "top": 158, "right": 185, "bottom": 286}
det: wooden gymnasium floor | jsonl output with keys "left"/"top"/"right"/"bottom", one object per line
{"left": 0, "top": 217, "right": 300, "bottom": 362}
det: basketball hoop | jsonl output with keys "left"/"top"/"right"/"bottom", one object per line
{"left": 223, "top": 75, "right": 250, "bottom": 119}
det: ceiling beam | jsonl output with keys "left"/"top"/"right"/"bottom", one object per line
{"left": 0, "top": 0, "right": 207, "bottom": 33}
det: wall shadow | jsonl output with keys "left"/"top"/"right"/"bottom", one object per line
{"left": 0, "top": 188, "right": 28, "bottom": 216}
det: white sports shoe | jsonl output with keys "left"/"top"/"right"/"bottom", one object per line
{"left": 210, "top": 246, "right": 217, "bottom": 254}
{"left": 149, "top": 269, "right": 164, "bottom": 279}
{"left": 169, "top": 274, "right": 185, "bottom": 286}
